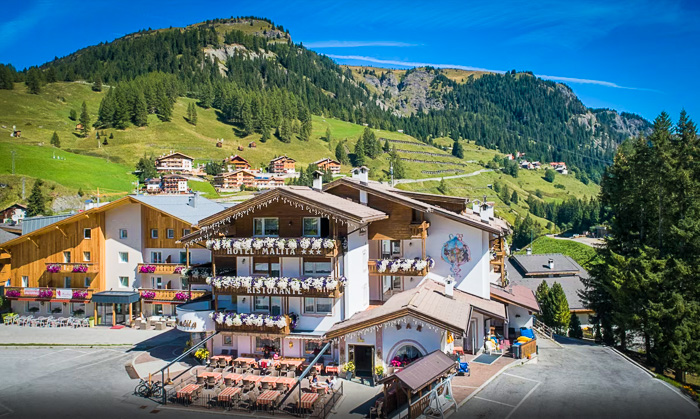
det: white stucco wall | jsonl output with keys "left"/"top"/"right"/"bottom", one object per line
{"left": 105, "top": 203, "right": 142, "bottom": 290}
{"left": 382, "top": 323, "right": 444, "bottom": 365}
{"left": 344, "top": 230, "right": 369, "bottom": 319}
{"left": 507, "top": 306, "right": 534, "bottom": 331}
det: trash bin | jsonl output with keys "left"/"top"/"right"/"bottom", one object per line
{"left": 89, "top": 318, "right": 95, "bottom": 327}
{"left": 512, "top": 342, "right": 521, "bottom": 359}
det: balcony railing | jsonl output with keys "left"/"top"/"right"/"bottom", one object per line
{"left": 44, "top": 263, "right": 97, "bottom": 273}
{"left": 213, "top": 312, "right": 293, "bottom": 335}
{"left": 409, "top": 221, "right": 430, "bottom": 239}
{"left": 4, "top": 287, "right": 93, "bottom": 301}
{"left": 139, "top": 288, "right": 207, "bottom": 303}
{"left": 137, "top": 263, "right": 187, "bottom": 275}
{"left": 209, "top": 276, "right": 345, "bottom": 298}
{"left": 208, "top": 237, "right": 341, "bottom": 258}
{"left": 367, "top": 258, "right": 434, "bottom": 277}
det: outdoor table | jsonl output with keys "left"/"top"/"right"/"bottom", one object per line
{"left": 302, "top": 362, "right": 323, "bottom": 373}
{"left": 325, "top": 365, "right": 339, "bottom": 375}
{"left": 282, "top": 359, "right": 303, "bottom": 369}
{"left": 217, "top": 386, "right": 241, "bottom": 403}
{"left": 211, "top": 355, "right": 233, "bottom": 364}
{"left": 242, "top": 374, "right": 264, "bottom": 384}
{"left": 234, "top": 357, "right": 258, "bottom": 366}
{"left": 277, "top": 376, "right": 296, "bottom": 389}
{"left": 261, "top": 376, "right": 279, "bottom": 384}
{"left": 259, "top": 358, "right": 275, "bottom": 369}
{"left": 311, "top": 383, "right": 329, "bottom": 394}
{"left": 224, "top": 373, "right": 243, "bottom": 385}
{"left": 199, "top": 371, "right": 223, "bottom": 381}
{"left": 176, "top": 384, "right": 201, "bottom": 402}
{"left": 299, "top": 392, "right": 319, "bottom": 411}
{"left": 257, "top": 390, "right": 280, "bottom": 407}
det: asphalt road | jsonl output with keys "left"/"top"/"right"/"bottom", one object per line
{"left": 457, "top": 337, "right": 699, "bottom": 419}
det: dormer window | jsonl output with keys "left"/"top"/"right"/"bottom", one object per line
{"left": 253, "top": 218, "right": 279, "bottom": 237}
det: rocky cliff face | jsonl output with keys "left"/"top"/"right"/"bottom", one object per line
{"left": 360, "top": 69, "right": 445, "bottom": 115}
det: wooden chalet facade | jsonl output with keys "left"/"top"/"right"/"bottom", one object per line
{"left": 155, "top": 152, "right": 194, "bottom": 173}
{"left": 162, "top": 174, "right": 189, "bottom": 194}
{"left": 269, "top": 156, "right": 296, "bottom": 174}
{"left": 224, "top": 155, "right": 251, "bottom": 171}
{"left": 314, "top": 157, "right": 341, "bottom": 174}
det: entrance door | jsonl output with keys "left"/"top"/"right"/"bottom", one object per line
{"left": 351, "top": 345, "right": 374, "bottom": 377}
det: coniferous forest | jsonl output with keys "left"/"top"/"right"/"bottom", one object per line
{"left": 0, "top": 17, "right": 649, "bottom": 181}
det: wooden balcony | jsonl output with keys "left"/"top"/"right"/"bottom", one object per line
{"left": 367, "top": 260, "right": 429, "bottom": 277}
{"left": 137, "top": 263, "right": 187, "bottom": 275}
{"left": 44, "top": 262, "right": 97, "bottom": 273}
{"left": 409, "top": 221, "right": 430, "bottom": 239}
{"left": 188, "top": 274, "right": 209, "bottom": 285}
{"left": 215, "top": 285, "right": 343, "bottom": 298}
{"left": 139, "top": 288, "right": 208, "bottom": 303}
{"left": 215, "top": 314, "right": 292, "bottom": 335}
{"left": 211, "top": 238, "right": 341, "bottom": 258}
{"left": 4, "top": 287, "right": 93, "bottom": 301}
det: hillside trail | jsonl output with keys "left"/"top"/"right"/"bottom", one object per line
{"left": 393, "top": 168, "right": 493, "bottom": 184}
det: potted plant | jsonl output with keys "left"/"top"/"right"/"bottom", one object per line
{"left": 342, "top": 361, "right": 355, "bottom": 380}
{"left": 374, "top": 365, "right": 384, "bottom": 380}
{"left": 194, "top": 347, "right": 210, "bottom": 365}
{"left": 73, "top": 308, "right": 85, "bottom": 317}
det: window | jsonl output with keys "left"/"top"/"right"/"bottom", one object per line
{"left": 255, "top": 337, "right": 280, "bottom": 354}
{"left": 154, "top": 304, "right": 164, "bottom": 315}
{"left": 223, "top": 335, "right": 233, "bottom": 346}
{"left": 71, "top": 302, "right": 86, "bottom": 315}
{"left": 381, "top": 240, "right": 401, "bottom": 259}
{"left": 151, "top": 252, "right": 163, "bottom": 264}
{"left": 253, "top": 218, "right": 279, "bottom": 237}
{"left": 253, "top": 296, "right": 282, "bottom": 315}
{"left": 50, "top": 302, "right": 63, "bottom": 315}
{"left": 84, "top": 277, "right": 91, "bottom": 288}
{"left": 253, "top": 257, "right": 280, "bottom": 277}
{"left": 383, "top": 276, "right": 402, "bottom": 293}
{"left": 303, "top": 217, "right": 320, "bottom": 237}
{"left": 393, "top": 345, "right": 423, "bottom": 364}
{"left": 151, "top": 229, "right": 159, "bottom": 239}
{"left": 63, "top": 251, "right": 71, "bottom": 263}
{"left": 304, "top": 297, "right": 333, "bottom": 314}
{"left": 119, "top": 252, "right": 129, "bottom": 263}
{"left": 179, "top": 251, "right": 187, "bottom": 264}
{"left": 63, "top": 277, "right": 71, "bottom": 288}
{"left": 303, "top": 259, "right": 332, "bottom": 277}
{"left": 153, "top": 277, "right": 163, "bottom": 289}
{"left": 119, "top": 276, "right": 129, "bottom": 288}
{"left": 304, "top": 341, "right": 331, "bottom": 356}
{"left": 83, "top": 228, "right": 92, "bottom": 239}
{"left": 181, "top": 277, "right": 187, "bottom": 289}
{"left": 119, "top": 229, "right": 128, "bottom": 239}
{"left": 21, "top": 276, "right": 28, "bottom": 287}
{"left": 182, "top": 229, "right": 191, "bottom": 237}
{"left": 83, "top": 251, "right": 91, "bottom": 262}
{"left": 167, "top": 229, "right": 175, "bottom": 239}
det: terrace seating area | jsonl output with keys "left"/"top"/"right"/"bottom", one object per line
{"left": 3, "top": 314, "right": 90, "bottom": 328}
{"left": 164, "top": 354, "right": 343, "bottom": 417}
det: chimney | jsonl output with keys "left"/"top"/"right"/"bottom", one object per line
{"left": 188, "top": 192, "right": 198, "bottom": 208}
{"left": 526, "top": 247, "right": 532, "bottom": 255}
{"left": 444, "top": 276, "right": 455, "bottom": 298}
{"left": 312, "top": 170, "right": 324, "bottom": 191}
{"left": 351, "top": 166, "right": 369, "bottom": 184}
{"left": 548, "top": 258, "right": 554, "bottom": 270}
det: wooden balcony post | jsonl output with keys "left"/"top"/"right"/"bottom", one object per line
{"left": 112, "top": 303, "right": 116, "bottom": 327}
{"left": 185, "top": 245, "right": 190, "bottom": 268}
{"left": 421, "top": 236, "right": 426, "bottom": 259}
{"left": 94, "top": 304, "right": 98, "bottom": 325}
{"left": 128, "top": 302, "right": 133, "bottom": 326}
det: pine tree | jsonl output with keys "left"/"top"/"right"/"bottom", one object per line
{"left": 27, "top": 180, "right": 47, "bottom": 216}
{"left": 69, "top": 109, "right": 77, "bottom": 121}
{"left": 190, "top": 103, "right": 198, "bottom": 125}
{"left": 389, "top": 145, "right": 405, "bottom": 179}
{"left": 535, "top": 281, "right": 550, "bottom": 307}
{"left": 279, "top": 119, "right": 292, "bottom": 143}
{"left": 50, "top": 131, "right": 60, "bottom": 148}
{"left": 335, "top": 141, "right": 349, "bottom": 165}
{"left": 383, "top": 138, "right": 391, "bottom": 153}
{"left": 354, "top": 139, "right": 366, "bottom": 167}
{"left": 437, "top": 178, "right": 448, "bottom": 195}
{"left": 568, "top": 312, "right": 583, "bottom": 339}
{"left": 92, "top": 73, "right": 102, "bottom": 92}
{"left": 501, "top": 184, "right": 511, "bottom": 205}
{"left": 133, "top": 91, "right": 148, "bottom": 126}
{"left": 325, "top": 127, "right": 332, "bottom": 142}
{"left": 240, "top": 101, "right": 253, "bottom": 136}
{"left": 0, "top": 64, "right": 15, "bottom": 90}
{"left": 96, "top": 87, "right": 114, "bottom": 128}
{"left": 113, "top": 87, "right": 130, "bottom": 128}
{"left": 135, "top": 155, "right": 157, "bottom": 182}
{"left": 25, "top": 68, "right": 42, "bottom": 94}
{"left": 157, "top": 93, "right": 172, "bottom": 122}
{"left": 79, "top": 101, "right": 90, "bottom": 137}
{"left": 511, "top": 190, "right": 519, "bottom": 204}
{"left": 299, "top": 107, "right": 312, "bottom": 141}
{"left": 545, "top": 282, "right": 571, "bottom": 333}
{"left": 452, "top": 140, "right": 464, "bottom": 158}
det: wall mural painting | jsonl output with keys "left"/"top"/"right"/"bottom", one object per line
{"left": 441, "top": 234, "right": 471, "bottom": 277}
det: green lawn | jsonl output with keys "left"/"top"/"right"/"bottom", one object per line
{"left": 187, "top": 179, "right": 219, "bottom": 198}
{"left": 515, "top": 236, "right": 598, "bottom": 270}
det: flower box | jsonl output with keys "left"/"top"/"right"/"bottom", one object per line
{"left": 174, "top": 292, "right": 189, "bottom": 301}
{"left": 38, "top": 289, "right": 54, "bottom": 299}
{"left": 5, "top": 289, "right": 21, "bottom": 298}
{"left": 207, "top": 276, "right": 345, "bottom": 296}
{"left": 371, "top": 257, "right": 435, "bottom": 275}
{"left": 173, "top": 266, "right": 185, "bottom": 274}
{"left": 72, "top": 264, "right": 89, "bottom": 273}
{"left": 141, "top": 291, "right": 156, "bottom": 299}
{"left": 139, "top": 265, "right": 156, "bottom": 274}
{"left": 46, "top": 264, "right": 62, "bottom": 273}
{"left": 211, "top": 311, "right": 294, "bottom": 334}
{"left": 72, "top": 290, "right": 89, "bottom": 299}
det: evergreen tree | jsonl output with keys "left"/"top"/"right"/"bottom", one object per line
{"left": 50, "top": 131, "right": 60, "bottom": 148}
{"left": 240, "top": 101, "right": 253, "bottom": 136}
{"left": 535, "top": 281, "right": 550, "bottom": 308}
{"left": 335, "top": 141, "right": 349, "bottom": 165}
{"left": 325, "top": 127, "right": 332, "bottom": 142}
{"left": 79, "top": 101, "right": 90, "bottom": 137}
{"left": 132, "top": 91, "right": 148, "bottom": 127}
{"left": 354, "top": 139, "right": 366, "bottom": 167}
{"left": 279, "top": 118, "right": 292, "bottom": 143}
{"left": 77, "top": 188, "right": 84, "bottom": 197}
{"left": 501, "top": 184, "right": 511, "bottom": 205}
{"left": 452, "top": 140, "right": 464, "bottom": 158}
{"left": 96, "top": 87, "right": 114, "bottom": 127}
{"left": 545, "top": 282, "right": 571, "bottom": 333}
{"left": 135, "top": 155, "right": 157, "bottom": 182}
{"left": 27, "top": 179, "right": 47, "bottom": 216}
{"left": 0, "top": 64, "right": 15, "bottom": 90}
{"left": 544, "top": 169, "right": 556, "bottom": 183}
{"left": 437, "top": 178, "right": 448, "bottom": 195}
{"left": 69, "top": 109, "right": 77, "bottom": 121}
{"left": 299, "top": 107, "right": 312, "bottom": 141}
{"left": 511, "top": 190, "right": 519, "bottom": 204}
{"left": 113, "top": 87, "right": 130, "bottom": 128}
{"left": 190, "top": 103, "right": 198, "bottom": 125}
{"left": 157, "top": 93, "right": 172, "bottom": 121}
{"left": 568, "top": 312, "right": 583, "bottom": 339}
{"left": 389, "top": 145, "right": 405, "bottom": 179}
{"left": 383, "top": 138, "right": 391, "bottom": 153}
{"left": 512, "top": 213, "right": 538, "bottom": 249}
{"left": 25, "top": 68, "right": 42, "bottom": 94}
{"left": 92, "top": 73, "right": 102, "bottom": 92}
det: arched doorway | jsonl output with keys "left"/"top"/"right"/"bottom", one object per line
{"left": 390, "top": 344, "right": 423, "bottom": 367}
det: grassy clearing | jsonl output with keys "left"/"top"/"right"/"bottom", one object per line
{"left": 515, "top": 236, "right": 598, "bottom": 269}
{"left": 187, "top": 179, "right": 219, "bottom": 198}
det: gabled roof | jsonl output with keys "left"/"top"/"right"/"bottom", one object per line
{"left": 2, "top": 203, "right": 27, "bottom": 211}
{"left": 314, "top": 157, "right": 340, "bottom": 165}
{"left": 227, "top": 155, "right": 250, "bottom": 164}
{"left": 323, "top": 178, "right": 509, "bottom": 235}
{"left": 270, "top": 155, "right": 296, "bottom": 163}
{"left": 22, "top": 214, "right": 73, "bottom": 234}
{"left": 326, "top": 279, "right": 505, "bottom": 339}
{"left": 510, "top": 254, "right": 580, "bottom": 276}
{"left": 381, "top": 350, "right": 456, "bottom": 393}
{"left": 490, "top": 283, "right": 540, "bottom": 312}
{"left": 156, "top": 152, "right": 194, "bottom": 161}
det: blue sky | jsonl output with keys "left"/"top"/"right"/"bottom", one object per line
{"left": 1, "top": 0, "right": 699, "bottom": 121}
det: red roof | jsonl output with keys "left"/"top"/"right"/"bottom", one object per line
{"left": 490, "top": 284, "right": 540, "bottom": 312}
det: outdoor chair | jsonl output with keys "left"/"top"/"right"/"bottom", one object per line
{"left": 196, "top": 376, "right": 206, "bottom": 385}
{"left": 214, "top": 367, "right": 224, "bottom": 373}
{"left": 234, "top": 368, "right": 244, "bottom": 374}
{"left": 270, "top": 370, "right": 279, "bottom": 377}
{"left": 80, "top": 318, "right": 90, "bottom": 327}
{"left": 221, "top": 349, "right": 229, "bottom": 355}
{"left": 275, "top": 382, "right": 287, "bottom": 393}
{"left": 252, "top": 369, "right": 261, "bottom": 376}
{"left": 18, "top": 315, "right": 32, "bottom": 326}
{"left": 369, "top": 401, "right": 384, "bottom": 419}
{"left": 207, "top": 377, "right": 216, "bottom": 389}
{"left": 3, "top": 314, "right": 17, "bottom": 325}
{"left": 286, "top": 371, "right": 296, "bottom": 378}
{"left": 47, "top": 317, "right": 61, "bottom": 327}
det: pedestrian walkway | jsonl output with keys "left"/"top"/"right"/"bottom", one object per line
{"left": 451, "top": 353, "right": 519, "bottom": 405}
{"left": 0, "top": 323, "right": 182, "bottom": 345}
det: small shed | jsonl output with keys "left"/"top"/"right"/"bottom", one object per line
{"left": 75, "top": 123, "right": 84, "bottom": 130}
{"left": 248, "top": 141, "right": 256, "bottom": 148}
{"left": 237, "top": 145, "right": 244, "bottom": 151}
{"left": 378, "top": 350, "right": 457, "bottom": 418}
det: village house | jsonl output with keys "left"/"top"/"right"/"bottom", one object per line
{"left": 214, "top": 170, "right": 258, "bottom": 191}
{"left": 0, "top": 203, "right": 27, "bottom": 224}
{"left": 162, "top": 174, "right": 189, "bottom": 194}
{"left": 269, "top": 156, "right": 297, "bottom": 175}
{"left": 314, "top": 157, "right": 342, "bottom": 174}
{"left": 224, "top": 155, "right": 252, "bottom": 171}
{"left": 145, "top": 178, "right": 162, "bottom": 194}
{"left": 155, "top": 152, "right": 194, "bottom": 174}
{"left": 1, "top": 195, "right": 223, "bottom": 324}
{"left": 175, "top": 168, "right": 537, "bottom": 379}
{"left": 550, "top": 162, "right": 568, "bottom": 175}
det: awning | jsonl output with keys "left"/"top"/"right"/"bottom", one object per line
{"left": 91, "top": 291, "right": 141, "bottom": 304}
{"left": 378, "top": 350, "right": 456, "bottom": 393}
{"left": 285, "top": 331, "right": 326, "bottom": 340}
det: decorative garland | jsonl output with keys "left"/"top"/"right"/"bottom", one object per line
{"left": 207, "top": 276, "right": 346, "bottom": 293}
{"left": 375, "top": 257, "right": 435, "bottom": 273}
{"left": 206, "top": 237, "right": 336, "bottom": 254}
{"left": 209, "top": 311, "right": 295, "bottom": 330}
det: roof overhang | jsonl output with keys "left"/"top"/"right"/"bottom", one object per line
{"left": 91, "top": 291, "right": 141, "bottom": 304}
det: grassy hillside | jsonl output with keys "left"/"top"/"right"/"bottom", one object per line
{"left": 515, "top": 236, "right": 598, "bottom": 270}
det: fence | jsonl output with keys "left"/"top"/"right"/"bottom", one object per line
{"left": 380, "top": 138, "right": 430, "bottom": 147}
{"left": 399, "top": 157, "right": 468, "bottom": 167}
{"left": 421, "top": 169, "right": 463, "bottom": 175}
{"left": 310, "top": 381, "right": 344, "bottom": 419}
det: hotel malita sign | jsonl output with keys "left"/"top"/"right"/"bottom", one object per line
{"left": 24, "top": 288, "right": 40, "bottom": 297}
{"left": 56, "top": 288, "right": 72, "bottom": 299}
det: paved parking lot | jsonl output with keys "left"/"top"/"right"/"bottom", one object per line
{"left": 458, "top": 338, "right": 699, "bottom": 419}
